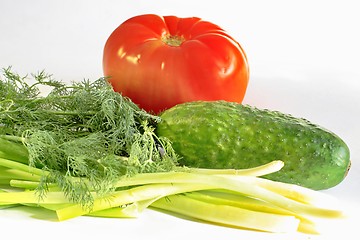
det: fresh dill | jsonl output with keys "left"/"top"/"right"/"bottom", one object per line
{"left": 0, "top": 67, "right": 178, "bottom": 208}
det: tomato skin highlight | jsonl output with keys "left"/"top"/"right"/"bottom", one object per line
{"left": 103, "top": 14, "right": 249, "bottom": 114}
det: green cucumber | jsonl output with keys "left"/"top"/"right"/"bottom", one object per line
{"left": 156, "top": 101, "right": 350, "bottom": 190}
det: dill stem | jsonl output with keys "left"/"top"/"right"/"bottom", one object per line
{"left": 40, "top": 110, "right": 96, "bottom": 116}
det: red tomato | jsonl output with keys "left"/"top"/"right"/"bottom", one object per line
{"left": 103, "top": 14, "right": 249, "bottom": 114}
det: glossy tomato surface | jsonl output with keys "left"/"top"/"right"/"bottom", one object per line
{"left": 103, "top": 14, "right": 249, "bottom": 114}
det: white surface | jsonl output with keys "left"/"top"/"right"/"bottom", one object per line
{"left": 1, "top": 0, "right": 359, "bottom": 239}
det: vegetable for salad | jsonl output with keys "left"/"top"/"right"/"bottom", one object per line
{"left": 156, "top": 101, "right": 351, "bottom": 190}
{"left": 0, "top": 68, "right": 344, "bottom": 234}
{"left": 103, "top": 14, "right": 249, "bottom": 114}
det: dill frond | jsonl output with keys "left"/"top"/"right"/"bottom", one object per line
{"left": 0, "top": 67, "right": 179, "bottom": 207}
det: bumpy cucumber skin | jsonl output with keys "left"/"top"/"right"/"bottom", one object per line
{"left": 156, "top": 101, "right": 350, "bottom": 190}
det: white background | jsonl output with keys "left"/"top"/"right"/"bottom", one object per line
{"left": 1, "top": 0, "right": 359, "bottom": 239}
